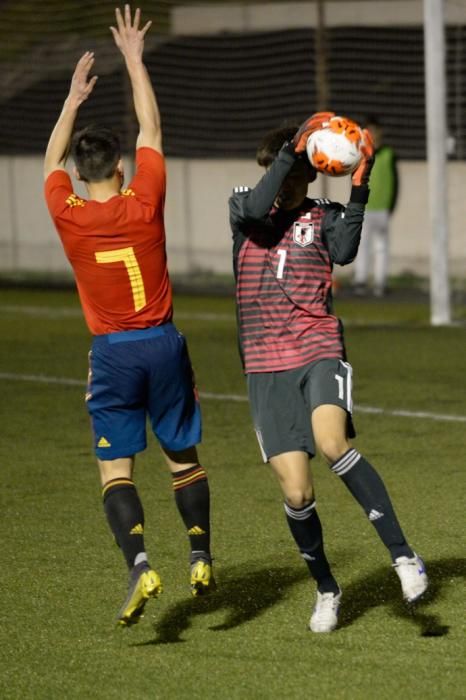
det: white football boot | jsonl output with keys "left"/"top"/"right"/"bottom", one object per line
{"left": 393, "top": 552, "right": 428, "bottom": 603}
{"left": 309, "top": 589, "right": 342, "bottom": 633}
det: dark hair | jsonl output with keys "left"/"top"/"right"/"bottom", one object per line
{"left": 256, "top": 124, "right": 299, "bottom": 167}
{"left": 70, "top": 125, "right": 121, "bottom": 182}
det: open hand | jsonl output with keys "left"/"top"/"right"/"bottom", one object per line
{"left": 110, "top": 5, "right": 152, "bottom": 62}
{"left": 68, "top": 52, "right": 98, "bottom": 107}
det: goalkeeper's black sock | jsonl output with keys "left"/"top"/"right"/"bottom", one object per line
{"left": 172, "top": 465, "right": 211, "bottom": 561}
{"left": 284, "top": 501, "right": 340, "bottom": 594}
{"left": 102, "top": 478, "right": 147, "bottom": 569}
{"left": 330, "top": 449, "right": 414, "bottom": 561}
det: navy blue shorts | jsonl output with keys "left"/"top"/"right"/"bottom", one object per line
{"left": 86, "top": 323, "right": 202, "bottom": 460}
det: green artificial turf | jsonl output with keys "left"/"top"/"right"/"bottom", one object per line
{"left": 0, "top": 289, "right": 465, "bottom": 699}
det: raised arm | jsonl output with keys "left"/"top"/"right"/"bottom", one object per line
{"left": 229, "top": 144, "right": 297, "bottom": 230}
{"left": 43, "top": 52, "right": 98, "bottom": 180}
{"left": 322, "top": 128, "right": 375, "bottom": 265}
{"left": 110, "top": 5, "right": 162, "bottom": 153}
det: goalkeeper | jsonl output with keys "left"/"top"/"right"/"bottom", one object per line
{"left": 43, "top": 5, "right": 215, "bottom": 627}
{"left": 228, "top": 113, "right": 428, "bottom": 633}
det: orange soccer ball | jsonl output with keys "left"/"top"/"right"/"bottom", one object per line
{"left": 306, "top": 116, "right": 364, "bottom": 176}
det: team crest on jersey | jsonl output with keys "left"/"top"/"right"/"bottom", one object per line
{"left": 293, "top": 221, "right": 314, "bottom": 247}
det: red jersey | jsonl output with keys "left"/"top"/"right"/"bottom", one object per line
{"left": 44, "top": 147, "right": 172, "bottom": 335}
{"left": 235, "top": 202, "right": 344, "bottom": 373}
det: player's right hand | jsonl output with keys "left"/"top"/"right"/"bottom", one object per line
{"left": 110, "top": 5, "right": 152, "bottom": 61}
{"left": 293, "top": 111, "right": 335, "bottom": 154}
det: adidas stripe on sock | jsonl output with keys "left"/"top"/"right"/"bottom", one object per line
{"left": 102, "top": 478, "right": 147, "bottom": 569}
{"left": 172, "top": 465, "right": 211, "bottom": 558}
{"left": 331, "top": 449, "right": 413, "bottom": 561}
{"left": 284, "top": 501, "right": 339, "bottom": 594}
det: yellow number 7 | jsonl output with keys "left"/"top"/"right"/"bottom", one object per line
{"left": 95, "top": 246, "right": 146, "bottom": 312}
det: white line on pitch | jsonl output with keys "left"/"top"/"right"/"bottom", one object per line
{"left": 0, "top": 304, "right": 424, "bottom": 327}
{"left": 0, "top": 304, "right": 82, "bottom": 318}
{"left": 0, "top": 304, "right": 235, "bottom": 322}
{"left": 0, "top": 371, "right": 84, "bottom": 386}
{"left": 1, "top": 371, "right": 466, "bottom": 424}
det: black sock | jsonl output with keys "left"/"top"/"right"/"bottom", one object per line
{"left": 172, "top": 465, "right": 211, "bottom": 562}
{"left": 102, "top": 478, "right": 147, "bottom": 570}
{"left": 331, "top": 449, "right": 413, "bottom": 561}
{"left": 284, "top": 501, "right": 340, "bottom": 594}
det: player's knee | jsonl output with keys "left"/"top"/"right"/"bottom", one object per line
{"left": 162, "top": 445, "right": 199, "bottom": 472}
{"left": 98, "top": 457, "right": 133, "bottom": 485}
{"left": 318, "top": 437, "right": 350, "bottom": 466}
{"left": 284, "top": 485, "right": 314, "bottom": 509}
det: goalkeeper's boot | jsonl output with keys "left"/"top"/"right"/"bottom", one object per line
{"left": 393, "top": 552, "right": 428, "bottom": 604}
{"left": 117, "top": 563, "right": 163, "bottom": 627}
{"left": 190, "top": 556, "right": 216, "bottom": 597}
{"left": 309, "top": 589, "right": 342, "bottom": 633}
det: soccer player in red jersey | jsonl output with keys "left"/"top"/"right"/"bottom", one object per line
{"left": 229, "top": 114, "right": 427, "bottom": 633}
{"left": 44, "top": 5, "right": 215, "bottom": 626}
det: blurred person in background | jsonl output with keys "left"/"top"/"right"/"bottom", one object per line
{"left": 43, "top": 5, "right": 215, "bottom": 627}
{"left": 353, "top": 115, "right": 398, "bottom": 297}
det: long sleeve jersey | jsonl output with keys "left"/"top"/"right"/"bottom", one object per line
{"left": 229, "top": 143, "right": 368, "bottom": 373}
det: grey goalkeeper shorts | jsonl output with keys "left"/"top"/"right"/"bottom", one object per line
{"left": 247, "top": 357, "right": 356, "bottom": 461}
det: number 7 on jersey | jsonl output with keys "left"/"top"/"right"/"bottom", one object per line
{"left": 95, "top": 246, "right": 146, "bottom": 311}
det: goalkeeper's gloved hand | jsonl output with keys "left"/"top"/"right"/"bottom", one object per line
{"left": 351, "top": 128, "right": 375, "bottom": 187}
{"left": 293, "top": 111, "right": 335, "bottom": 154}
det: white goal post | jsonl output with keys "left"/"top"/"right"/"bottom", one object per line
{"left": 424, "top": 0, "right": 451, "bottom": 325}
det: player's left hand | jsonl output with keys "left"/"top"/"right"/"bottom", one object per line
{"left": 293, "top": 111, "right": 335, "bottom": 154}
{"left": 68, "top": 52, "right": 98, "bottom": 108}
{"left": 351, "top": 128, "right": 375, "bottom": 186}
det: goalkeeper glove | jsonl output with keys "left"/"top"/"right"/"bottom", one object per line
{"left": 351, "top": 128, "right": 375, "bottom": 187}
{"left": 293, "top": 111, "right": 335, "bottom": 154}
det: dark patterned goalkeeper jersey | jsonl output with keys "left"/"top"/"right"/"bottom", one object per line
{"left": 229, "top": 143, "right": 368, "bottom": 374}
